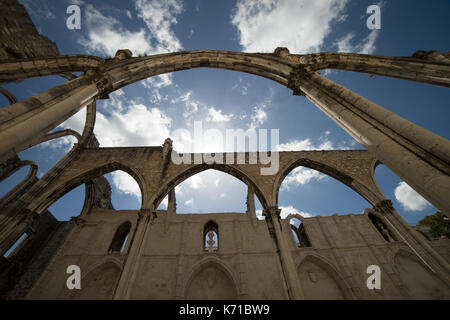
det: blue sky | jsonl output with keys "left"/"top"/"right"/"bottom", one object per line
{"left": 1, "top": 0, "right": 449, "bottom": 226}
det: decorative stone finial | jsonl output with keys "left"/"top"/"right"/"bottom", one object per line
{"left": 274, "top": 47, "right": 290, "bottom": 57}
{"left": 115, "top": 49, "right": 133, "bottom": 60}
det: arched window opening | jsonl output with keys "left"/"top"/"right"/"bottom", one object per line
{"left": 278, "top": 165, "right": 370, "bottom": 217}
{"left": 204, "top": 221, "right": 219, "bottom": 252}
{"left": 175, "top": 170, "right": 248, "bottom": 214}
{"left": 48, "top": 184, "right": 85, "bottom": 221}
{"left": 368, "top": 213, "right": 398, "bottom": 242}
{"left": 290, "top": 218, "right": 311, "bottom": 247}
{"left": 3, "top": 233, "right": 28, "bottom": 258}
{"left": 109, "top": 221, "right": 131, "bottom": 253}
{"left": 104, "top": 170, "right": 141, "bottom": 210}
{"left": 0, "top": 166, "right": 29, "bottom": 199}
{"left": 374, "top": 164, "right": 436, "bottom": 226}
{"left": 19, "top": 136, "right": 77, "bottom": 178}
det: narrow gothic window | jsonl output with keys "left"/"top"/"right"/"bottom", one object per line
{"left": 290, "top": 218, "right": 311, "bottom": 247}
{"left": 109, "top": 221, "right": 131, "bottom": 253}
{"left": 204, "top": 221, "right": 218, "bottom": 252}
{"left": 369, "top": 213, "right": 398, "bottom": 242}
{"left": 3, "top": 232, "right": 28, "bottom": 258}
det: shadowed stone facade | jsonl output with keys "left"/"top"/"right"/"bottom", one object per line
{"left": 0, "top": 0, "right": 449, "bottom": 300}
{"left": 0, "top": 0, "right": 59, "bottom": 61}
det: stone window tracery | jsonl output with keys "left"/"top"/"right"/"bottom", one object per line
{"left": 204, "top": 221, "right": 218, "bottom": 252}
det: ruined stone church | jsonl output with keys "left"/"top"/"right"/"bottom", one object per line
{"left": 0, "top": 0, "right": 449, "bottom": 300}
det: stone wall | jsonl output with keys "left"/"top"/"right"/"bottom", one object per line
{"left": 24, "top": 206, "right": 450, "bottom": 300}
{"left": 0, "top": 0, "right": 59, "bottom": 61}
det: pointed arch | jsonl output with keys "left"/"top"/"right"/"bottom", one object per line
{"left": 289, "top": 216, "right": 311, "bottom": 247}
{"left": 184, "top": 258, "right": 239, "bottom": 300}
{"left": 108, "top": 221, "right": 132, "bottom": 253}
{"left": 296, "top": 254, "right": 354, "bottom": 300}
{"left": 153, "top": 164, "right": 269, "bottom": 211}
{"left": 0, "top": 160, "right": 37, "bottom": 208}
{"left": 273, "top": 158, "right": 374, "bottom": 207}
{"left": 392, "top": 248, "right": 450, "bottom": 299}
{"left": 65, "top": 259, "right": 122, "bottom": 300}
{"left": 32, "top": 161, "right": 146, "bottom": 215}
{"left": 203, "top": 220, "right": 219, "bottom": 252}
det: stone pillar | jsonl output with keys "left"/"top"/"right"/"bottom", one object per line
{"left": 292, "top": 71, "right": 450, "bottom": 216}
{"left": 373, "top": 200, "right": 450, "bottom": 285}
{"left": 113, "top": 208, "right": 156, "bottom": 299}
{"left": 264, "top": 207, "right": 304, "bottom": 300}
{"left": 0, "top": 76, "right": 99, "bottom": 163}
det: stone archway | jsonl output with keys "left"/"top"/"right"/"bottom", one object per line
{"left": 69, "top": 261, "right": 121, "bottom": 300}
{"left": 297, "top": 255, "right": 352, "bottom": 300}
{"left": 184, "top": 260, "right": 238, "bottom": 300}
{"left": 394, "top": 250, "right": 450, "bottom": 300}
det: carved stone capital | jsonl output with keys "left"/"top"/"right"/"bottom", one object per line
{"left": 84, "top": 70, "right": 113, "bottom": 99}
{"left": 263, "top": 207, "right": 281, "bottom": 237}
{"left": 264, "top": 207, "right": 282, "bottom": 217}
{"left": 287, "top": 66, "right": 312, "bottom": 96}
{"left": 95, "top": 76, "right": 113, "bottom": 99}
{"left": 139, "top": 209, "right": 157, "bottom": 224}
{"left": 374, "top": 199, "right": 394, "bottom": 214}
{"left": 19, "top": 209, "right": 40, "bottom": 226}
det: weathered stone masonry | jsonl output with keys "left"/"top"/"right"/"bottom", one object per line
{"left": 0, "top": 3, "right": 449, "bottom": 298}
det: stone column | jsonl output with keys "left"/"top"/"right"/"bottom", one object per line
{"left": 113, "top": 208, "right": 156, "bottom": 299}
{"left": 292, "top": 71, "right": 450, "bottom": 216}
{"left": 264, "top": 207, "right": 304, "bottom": 300}
{"left": 0, "top": 76, "right": 100, "bottom": 163}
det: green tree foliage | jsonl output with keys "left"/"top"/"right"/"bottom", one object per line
{"left": 419, "top": 212, "right": 450, "bottom": 238}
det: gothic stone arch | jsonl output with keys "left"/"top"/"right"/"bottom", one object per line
{"left": 184, "top": 258, "right": 239, "bottom": 300}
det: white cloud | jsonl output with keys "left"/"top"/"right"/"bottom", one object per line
{"left": 134, "top": 0, "right": 183, "bottom": 53}
{"left": 185, "top": 199, "right": 193, "bottom": 206}
{"left": 126, "top": 10, "right": 132, "bottom": 19}
{"left": 281, "top": 167, "right": 326, "bottom": 190}
{"left": 256, "top": 209, "right": 264, "bottom": 220}
{"left": 276, "top": 133, "right": 338, "bottom": 190}
{"left": 232, "top": 78, "right": 249, "bottom": 96}
{"left": 94, "top": 104, "right": 171, "bottom": 147}
{"left": 335, "top": 30, "right": 379, "bottom": 54}
{"left": 394, "top": 182, "right": 432, "bottom": 212}
{"left": 280, "top": 205, "right": 315, "bottom": 219}
{"left": 110, "top": 171, "right": 141, "bottom": 200}
{"left": 277, "top": 136, "right": 335, "bottom": 152}
{"left": 55, "top": 94, "right": 172, "bottom": 198}
{"left": 79, "top": 0, "right": 183, "bottom": 57}
{"left": 39, "top": 135, "right": 77, "bottom": 152}
{"left": 158, "top": 195, "right": 168, "bottom": 209}
{"left": 206, "top": 107, "right": 233, "bottom": 123}
{"left": 185, "top": 175, "right": 204, "bottom": 190}
{"left": 231, "top": 0, "right": 349, "bottom": 53}
{"left": 143, "top": 73, "right": 173, "bottom": 89}
{"left": 79, "top": 5, "right": 152, "bottom": 57}
{"left": 248, "top": 106, "right": 267, "bottom": 131}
